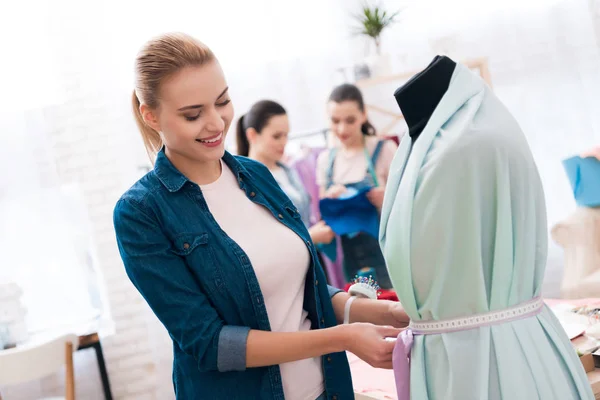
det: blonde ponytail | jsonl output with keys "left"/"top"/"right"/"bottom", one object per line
{"left": 131, "top": 91, "right": 162, "bottom": 163}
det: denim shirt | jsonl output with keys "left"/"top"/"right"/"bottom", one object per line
{"left": 113, "top": 148, "right": 353, "bottom": 400}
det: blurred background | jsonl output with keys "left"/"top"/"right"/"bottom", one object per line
{"left": 1, "top": 0, "right": 600, "bottom": 398}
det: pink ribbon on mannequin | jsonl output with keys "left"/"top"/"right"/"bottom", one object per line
{"left": 392, "top": 329, "right": 414, "bottom": 400}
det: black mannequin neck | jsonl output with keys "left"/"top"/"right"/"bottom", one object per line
{"left": 394, "top": 55, "right": 456, "bottom": 142}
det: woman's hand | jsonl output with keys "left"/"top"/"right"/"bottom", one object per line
{"left": 388, "top": 302, "right": 410, "bottom": 328}
{"left": 324, "top": 184, "right": 347, "bottom": 199}
{"left": 366, "top": 187, "right": 385, "bottom": 208}
{"left": 339, "top": 323, "right": 402, "bottom": 369}
{"left": 581, "top": 146, "right": 600, "bottom": 160}
{"left": 308, "top": 221, "right": 335, "bottom": 244}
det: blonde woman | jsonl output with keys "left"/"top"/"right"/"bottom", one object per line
{"left": 114, "top": 33, "right": 408, "bottom": 399}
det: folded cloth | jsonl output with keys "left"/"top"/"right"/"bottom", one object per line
{"left": 319, "top": 188, "right": 379, "bottom": 239}
{"left": 563, "top": 155, "right": 600, "bottom": 207}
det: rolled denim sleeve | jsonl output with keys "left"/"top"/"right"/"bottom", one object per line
{"left": 327, "top": 284, "right": 343, "bottom": 298}
{"left": 114, "top": 198, "right": 248, "bottom": 373}
{"left": 217, "top": 326, "right": 250, "bottom": 371}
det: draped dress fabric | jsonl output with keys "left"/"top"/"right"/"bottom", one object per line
{"left": 380, "top": 63, "right": 594, "bottom": 400}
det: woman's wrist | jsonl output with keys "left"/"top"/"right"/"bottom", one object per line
{"left": 382, "top": 300, "right": 399, "bottom": 326}
{"left": 349, "top": 298, "right": 406, "bottom": 327}
{"left": 384, "top": 300, "right": 409, "bottom": 328}
{"left": 343, "top": 296, "right": 357, "bottom": 324}
{"left": 348, "top": 297, "right": 386, "bottom": 325}
{"left": 331, "top": 292, "right": 407, "bottom": 327}
{"left": 330, "top": 324, "right": 351, "bottom": 352}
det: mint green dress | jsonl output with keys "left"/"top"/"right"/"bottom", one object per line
{"left": 380, "top": 63, "right": 593, "bottom": 400}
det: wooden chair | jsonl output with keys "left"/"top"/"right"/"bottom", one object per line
{"left": 0, "top": 334, "right": 78, "bottom": 400}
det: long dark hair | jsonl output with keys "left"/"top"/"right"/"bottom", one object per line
{"left": 236, "top": 100, "right": 287, "bottom": 156}
{"left": 328, "top": 83, "right": 376, "bottom": 136}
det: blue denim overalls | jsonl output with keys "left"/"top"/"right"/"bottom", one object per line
{"left": 325, "top": 140, "right": 392, "bottom": 289}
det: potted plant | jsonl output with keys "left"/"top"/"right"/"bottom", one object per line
{"left": 352, "top": 2, "right": 401, "bottom": 56}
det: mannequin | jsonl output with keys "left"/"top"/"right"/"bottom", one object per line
{"left": 381, "top": 60, "right": 594, "bottom": 399}
{"left": 394, "top": 56, "right": 456, "bottom": 142}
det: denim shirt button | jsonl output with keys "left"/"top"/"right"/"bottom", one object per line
{"left": 250, "top": 191, "right": 256, "bottom": 197}
{"left": 278, "top": 214, "right": 283, "bottom": 219}
{"left": 183, "top": 243, "right": 190, "bottom": 250}
{"left": 327, "top": 356, "right": 332, "bottom": 363}
{"left": 320, "top": 318, "right": 325, "bottom": 325}
{"left": 315, "top": 279, "right": 318, "bottom": 286}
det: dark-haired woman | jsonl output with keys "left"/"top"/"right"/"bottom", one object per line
{"left": 236, "top": 100, "right": 336, "bottom": 246}
{"left": 316, "top": 84, "right": 398, "bottom": 289}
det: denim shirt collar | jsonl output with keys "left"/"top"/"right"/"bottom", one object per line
{"left": 154, "top": 147, "right": 250, "bottom": 192}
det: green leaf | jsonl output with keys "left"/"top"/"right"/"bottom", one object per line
{"left": 351, "top": 1, "right": 402, "bottom": 39}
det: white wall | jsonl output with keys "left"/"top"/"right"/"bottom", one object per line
{"left": 1, "top": 1, "right": 599, "bottom": 398}
{"left": 377, "top": 0, "right": 600, "bottom": 296}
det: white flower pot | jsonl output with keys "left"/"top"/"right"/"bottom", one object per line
{"left": 365, "top": 52, "right": 392, "bottom": 77}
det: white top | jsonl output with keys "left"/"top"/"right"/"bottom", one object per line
{"left": 315, "top": 136, "right": 397, "bottom": 187}
{"left": 200, "top": 161, "right": 323, "bottom": 400}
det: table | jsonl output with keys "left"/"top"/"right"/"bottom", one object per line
{"left": 1, "top": 318, "right": 114, "bottom": 400}
{"left": 349, "top": 354, "right": 600, "bottom": 399}
{"left": 589, "top": 368, "right": 600, "bottom": 399}
{"left": 349, "top": 298, "right": 600, "bottom": 399}
{"left": 77, "top": 332, "right": 113, "bottom": 400}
